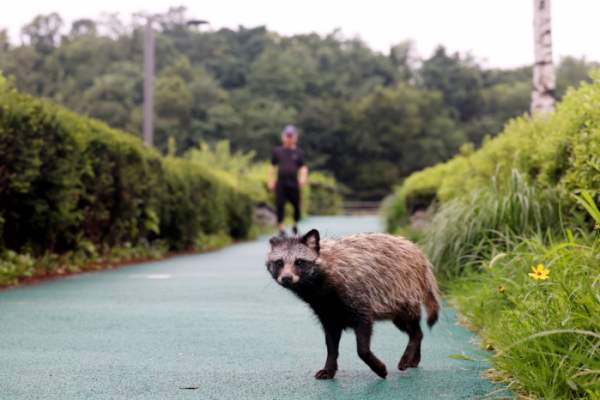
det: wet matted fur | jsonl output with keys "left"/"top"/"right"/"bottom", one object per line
{"left": 265, "top": 229, "right": 441, "bottom": 379}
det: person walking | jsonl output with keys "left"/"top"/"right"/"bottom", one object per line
{"left": 268, "top": 125, "right": 308, "bottom": 237}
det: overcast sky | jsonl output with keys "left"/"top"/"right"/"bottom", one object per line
{"left": 2, "top": 0, "right": 599, "bottom": 69}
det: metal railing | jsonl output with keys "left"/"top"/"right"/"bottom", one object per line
{"left": 340, "top": 201, "right": 382, "bottom": 215}
{"left": 308, "top": 181, "right": 392, "bottom": 216}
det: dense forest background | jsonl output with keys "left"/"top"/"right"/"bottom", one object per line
{"left": 1, "top": 7, "right": 598, "bottom": 192}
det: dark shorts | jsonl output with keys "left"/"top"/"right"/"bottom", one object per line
{"left": 276, "top": 185, "right": 300, "bottom": 223}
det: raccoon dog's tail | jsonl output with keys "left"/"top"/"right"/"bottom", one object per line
{"left": 424, "top": 261, "right": 441, "bottom": 329}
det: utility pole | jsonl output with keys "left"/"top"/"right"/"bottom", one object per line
{"left": 143, "top": 18, "right": 208, "bottom": 147}
{"left": 531, "top": 0, "right": 555, "bottom": 116}
{"left": 144, "top": 17, "right": 154, "bottom": 146}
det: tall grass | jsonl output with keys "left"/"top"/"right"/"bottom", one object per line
{"left": 447, "top": 226, "right": 600, "bottom": 399}
{"left": 420, "top": 171, "right": 600, "bottom": 398}
{"left": 421, "top": 169, "right": 561, "bottom": 278}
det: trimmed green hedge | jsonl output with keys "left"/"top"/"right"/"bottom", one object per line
{"left": 0, "top": 81, "right": 254, "bottom": 256}
{"left": 160, "top": 158, "right": 253, "bottom": 250}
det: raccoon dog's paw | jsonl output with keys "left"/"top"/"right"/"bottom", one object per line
{"left": 314, "top": 369, "right": 337, "bottom": 379}
{"left": 398, "top": 354, "right": 420, "bottom": 370}
{"left": 374, "top": 364, "right": 388, "bottom": 379}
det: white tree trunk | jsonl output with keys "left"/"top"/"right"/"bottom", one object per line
{"left": 531, "top": 0, "right": 556, "bottom": 116}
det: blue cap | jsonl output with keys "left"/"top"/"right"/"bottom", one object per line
{"left": 282, "top": 125, "right": 297, "bottom": 136}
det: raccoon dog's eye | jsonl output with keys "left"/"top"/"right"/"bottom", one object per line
{"left": 294, "top": 259, "right": 304, "bottom": 267}
{"left": 275, "top": 260, "right": 284, "bottom": 267}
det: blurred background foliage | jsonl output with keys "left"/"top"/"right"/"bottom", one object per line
{"left": 1, "top": 6, "right": 598, "bottom": 193}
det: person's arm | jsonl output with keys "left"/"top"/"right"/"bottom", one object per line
{"left": 298, "top": 150, "right": 308, "bottom": 187}
{"left": 268, "top": 164, "right": 276, "bottom": 191}
{"left": 298, "top": 166, "right": 308, "bottom": 187}
{"left": 268, "top": 149, "right": 278, "bottom": 191}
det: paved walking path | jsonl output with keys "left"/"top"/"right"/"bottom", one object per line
{"left": 1, "top": 216, "right": 498, "bottom": 399}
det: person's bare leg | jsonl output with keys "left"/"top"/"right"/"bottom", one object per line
{"left": 291, "top": 187, "right": 300, "bottom": 236}
{"left": 279, "top": 222, "right": 285, "bottom": 232}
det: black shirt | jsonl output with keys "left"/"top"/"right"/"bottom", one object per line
{"left": 271, "top": 146, "right": 305, "bottom": 187}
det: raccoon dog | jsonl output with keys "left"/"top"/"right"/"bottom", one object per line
{"left": 265, "top": 229, "right": 441, "bottom": 379}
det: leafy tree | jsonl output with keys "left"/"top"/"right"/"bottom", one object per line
{"left": 81, "top": 62, "right": 143, "bottom": 128}
{"left": 556, "top": 56, "right": 600, "bottom": 99}
{"left": 248, "top": 49, "right": 308, "bottom": 108}
{"left": 70, "top": 19, "right": 97, "bottom": 39}
{"left": 295, "top": 96, "right": 344, "bottom": 171}
{"left": 421, "top": 46, "right": 484, "bottom": 122}
{"left": 153, "top": 75, "right": 193, "bottom": 152}
{"left": 336, "top": 82, "right": 464, "bottom": 190}
{"left": 233, "top": 97, "right": 297, "bottom": 159}
{"left": 21, "top": 13, "right": 64, "bottom": 54}
{"left": 389, "top": 39, "right": 419, "bottom": 82}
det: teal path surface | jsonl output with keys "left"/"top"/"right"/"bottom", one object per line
{"left": 0, "top": 216, "right": 498, "bottom": 399}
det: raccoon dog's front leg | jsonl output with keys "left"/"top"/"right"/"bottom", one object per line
{"left": 355, "top": 317, "right": 388, "bottom": 379}
{"left": 315, "top": 324, "right": 342, "bottom": 379}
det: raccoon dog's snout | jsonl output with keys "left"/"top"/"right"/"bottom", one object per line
{"left": 276, "top": 263, "right": 300, "bottom": 285}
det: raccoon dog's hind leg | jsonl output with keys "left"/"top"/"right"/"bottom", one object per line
{"left": 393, "top": 308, "right": 424, "bottom": 370}
{"left": 314, "top": 324, "right": 343, "bottom": 379}
{"left": 355, "top": 315, "right": 388, "bottom": 378}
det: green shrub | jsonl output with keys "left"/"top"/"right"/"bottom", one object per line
{"left": 0, "top": 243, "right": 167, "bottom": 287}
{"left": 0, "top": 83, "right": 172, "bottom": 253}
{"left": 381, "top": 186, "right": 408, "bottom": 233}
{"left": 184, "top": 140, "right": 268, "bottom": 202}
{"left": 72, "top": 117, "right": 165, "bottom": 248}
{"left": 0, "top": 85, "right": 86, "bottom": 252}
{"left": 557, "top": 70, "right": 600, "bottom": 214}
{"left": 0, "top": 250, "right": 35, "bottom": 285}
{"left": 158, "top": 157, "right": 254, "bottom": 250}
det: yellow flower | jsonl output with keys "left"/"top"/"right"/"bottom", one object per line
{"left": 594, "top": 222, "right": 600, "bottom": 231}
{"left": 528, "top": 264, "right": 550, "bottom": 280}
{"left": 498, "top": 285, "right": 506, "bottom": 294}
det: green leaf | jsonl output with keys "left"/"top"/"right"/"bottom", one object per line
{"left": 566, "top": 379, "right": 578, "bottom": 391}
{"left": 574, "top": 190, "right": 600, "bottom": 222}
{"left": 566, "top": 229, "right": 575, "bottom": 244}
{"left": 543, "top": 242, "right": 573, "bottom": 258}
{"left": 448, "top": 354, "right": 476, "bottom": 362}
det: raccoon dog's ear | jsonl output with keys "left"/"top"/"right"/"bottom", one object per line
{"left": 300, "top": 229, "right": 320, "bottom": 254}
{"left": 269, "top": 236, "right": 281, "bottom": 247}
